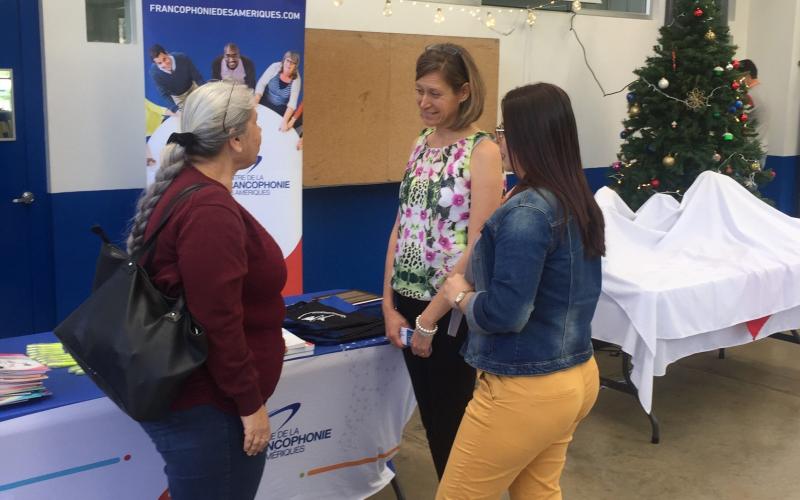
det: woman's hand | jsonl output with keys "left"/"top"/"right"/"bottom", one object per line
{"left": 383, "top": 306, "right": 410, "bottom": 349}
{"left": 241, "top": 405, "right": 271, "bottom": 456}
{"left": 443, "top": 273, "right": 473, "bottom": 307}
{"left": 410, "top": 326, "right": 434, "bottom": 358}
{"left": 279, "top": 120, "right": 291, "bottom": 132}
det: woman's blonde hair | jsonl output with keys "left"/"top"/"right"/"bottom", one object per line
{"left": 283, "top": 51, "right": 301, "bottom": 80}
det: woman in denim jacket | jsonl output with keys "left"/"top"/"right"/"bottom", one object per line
{"left": 436, "top": 83, "right": 605, "bottom": 500}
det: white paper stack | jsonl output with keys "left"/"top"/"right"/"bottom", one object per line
{"left": 283, "top": 329, "right": 314, "bottom": 360}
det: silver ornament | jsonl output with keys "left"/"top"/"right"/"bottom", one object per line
{"left": 658, "top": 77, "right": 670, "bottom": 89}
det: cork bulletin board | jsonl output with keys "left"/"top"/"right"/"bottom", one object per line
{"left": 303, "top": 29, "right": 500, "bottom": 187}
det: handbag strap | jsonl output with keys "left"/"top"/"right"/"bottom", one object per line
{"left": 134, "top": 183, "right": 207, "bottom": 262}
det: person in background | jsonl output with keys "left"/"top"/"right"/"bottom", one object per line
{"left": 128, "top": 81, "right": 286, "bottom": 500}
{"left": 381, "top": 43, "right": 504, "bottom": 479}
{"left": 739, "top": 59, "right": 769, "bottom": 160}
{"left": 255, "top": 51, "right": 302, "bottom": 133}
{"left": 211, "top": 42, "right": 257, "bottom": 90}
{"left": 148, "top": 44, "right": 205, "bottom": 115}
{"left": 436, "top": 83, "right": 605, "bottom": 500}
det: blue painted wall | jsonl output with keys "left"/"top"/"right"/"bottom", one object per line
{"left": 43, "top": 158, "right": 797, "bottom": 330}
{"left": 761, "top": 156, "right": 799, "bottom": 216}
{"left": 50, "top": 190, "right": 141, "bottom": 322}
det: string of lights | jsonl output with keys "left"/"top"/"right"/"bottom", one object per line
{"left": 640, "top": 77, "right": 725, "bottom": 110}
{"left": 332, "top": 0, "right": 583, "bottom": 31}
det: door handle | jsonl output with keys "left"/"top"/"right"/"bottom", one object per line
{"left": 12, "top": 191, "right": 35, "bottom": 204}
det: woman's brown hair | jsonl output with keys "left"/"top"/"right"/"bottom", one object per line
{"left": 415, "top": 43, "right": 485, "bottom": 130}
{"left": 502, "top": 83, "right": 606, "bottom": 258}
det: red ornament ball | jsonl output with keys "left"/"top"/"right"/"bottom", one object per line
{"left": 731, "top": 81, "right": 740, "bottom": 90}
{"left": 694, "top": 8, "right": 704, "bottom": 17}
{"left": 740, "top": 113, "right": 749, "bottom": 122}
{"left": 732, "top": 59, "right": 740, "bottom": 69}
{"left": 725, "top": 166, "right": 733, "bottom": 174}
{"left": 651, "top": 179, "right": 661, "bottom": 188}
{"left": 771, "top": 171, "right": 777, "bottom": 178}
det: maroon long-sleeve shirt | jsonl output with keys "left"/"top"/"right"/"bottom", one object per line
{"left": 143, "top": 166, "right": 287, "bottom": 417}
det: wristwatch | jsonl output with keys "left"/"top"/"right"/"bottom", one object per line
{"left": 454, "top": 290, "right": 470, "bottom": 307}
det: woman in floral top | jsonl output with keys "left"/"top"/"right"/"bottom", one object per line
{"left": 382, "top": 43, "right": 503, "bottom": 478}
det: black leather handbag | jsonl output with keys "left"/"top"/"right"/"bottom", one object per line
{"left": 55, "top": 184, "right": 208, "bottom": 421}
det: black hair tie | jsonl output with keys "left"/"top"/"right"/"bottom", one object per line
{"left": 167, "top": 132, "right": 199, "bottom": 150}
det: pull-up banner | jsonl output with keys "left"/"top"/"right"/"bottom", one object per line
{"left": 143, "top": 0, "right": 305, "bottom": 294}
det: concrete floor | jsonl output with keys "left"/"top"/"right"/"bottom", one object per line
{"left": 369, "top": 337, "right": 800, "bottom": 500}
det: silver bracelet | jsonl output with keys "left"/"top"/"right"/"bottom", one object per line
{"left": 415, "top": 315, "right": 438, "bottom": 337}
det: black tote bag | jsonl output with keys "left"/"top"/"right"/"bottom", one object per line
{"left": 55, "top": 184, "right": 208, "bottom": 421}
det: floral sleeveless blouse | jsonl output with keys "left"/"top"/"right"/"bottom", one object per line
{"left": 392, "top": 128, "right": 490, "bottom": 300}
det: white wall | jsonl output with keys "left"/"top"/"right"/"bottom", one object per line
{"left": 728, "top": 0, "right": 750, "bottom": 59}
{"left": 40, "top": 0, "right": 145, "bottom": 193}
{"left": 741, "top": 0, "right": 800, "bottom": 156}
{"left": 517, "top": 7, "right": 664, "bottom": 168}
{"left": 308, "top": 0, "right": 667, "bottom": 169}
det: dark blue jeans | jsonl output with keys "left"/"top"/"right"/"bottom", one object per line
{"left": 140, "top": 404, "right": 267, "bottom": 500}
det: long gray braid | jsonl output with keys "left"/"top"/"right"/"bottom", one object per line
{"left": 127, "top": 81, "right": 255, "bottom": 255}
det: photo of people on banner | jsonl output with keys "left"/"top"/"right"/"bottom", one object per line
{"left": 143, "top": 0, "right": 305, "bottom": 295}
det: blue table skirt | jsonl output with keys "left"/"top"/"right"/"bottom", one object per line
{"left": 0, "top": 290, "right": 387, "bottom": 423}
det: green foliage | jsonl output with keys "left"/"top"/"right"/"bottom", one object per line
{"left": 609, "top": 0, "right": 771, "bottom": 210}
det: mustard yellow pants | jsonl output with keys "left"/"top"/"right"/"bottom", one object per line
{"left": 436, "top": 357, "right": 599, "bottom": 500}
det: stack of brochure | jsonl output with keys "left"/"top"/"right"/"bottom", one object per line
{"left": 317, "top": 290, "right": 382, "bottom": 306}
{"left": 26, "top": 342, "right": 83, "bottom": 374}
{"left": 0, "top": 354, "right": 51, "bottom": 407}
{"left": 283, "top": 329, "right": 314, "bottom": 360}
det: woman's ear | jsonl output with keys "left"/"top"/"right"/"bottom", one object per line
{"left": 229, "top": 134, "right": 244, "bottom": 154}
{"left": 458, "top": 82, "right": 471, "bottom": 103}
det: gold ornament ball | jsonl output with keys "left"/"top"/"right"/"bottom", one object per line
{"left": 629, "top": 104, "right": 641, "bottom": 116}
{"left": 705, "top": 29, "right": 716, "bottom": 41}
{"left": 662, "top": 155, "right": 676, "bottom": 167}
{"left": 751, "top": 162, "right": 761, "bottom": 171}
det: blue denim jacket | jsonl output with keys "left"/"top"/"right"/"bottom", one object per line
{"left": 462, "top": 187, "right": 601, "bottom": 375}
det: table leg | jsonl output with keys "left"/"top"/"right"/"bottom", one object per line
{"left": 390, "top": 477, "right": 405, "bottom": 500}
{"left": 598, "top": 350, "right": 661, "bottom": 444}
{"left": 387, "top": 459, "right": 405, "bottom": 500}
{"left": 770, "top": 330, "right": 800, "bottom": 344}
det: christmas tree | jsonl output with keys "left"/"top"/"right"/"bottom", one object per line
{"left": 609, "top": 0, "right": 772, "bottom": 210}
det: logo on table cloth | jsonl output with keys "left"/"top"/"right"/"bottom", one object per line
{"left": 297, "top": 311, "right": 346, "bottom": 322}
{"left": 267, "top": 403, "right": 333, "bottom": 460}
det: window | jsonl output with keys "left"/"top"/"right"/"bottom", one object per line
{"left": 0, "top": 69, "right": 15, "bottom": 141}
{"left": 85, "top": 0, "right": 132, "bottom": 43}
{"left": 483, "top": 0, "right": 651, "bottom": 16}
{"left": 665, "top": 0, "right": 730, "bottom": 25}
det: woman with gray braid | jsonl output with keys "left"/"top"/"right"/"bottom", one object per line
{"left": 131, "top": 81, "right": 286, "bottom": 500}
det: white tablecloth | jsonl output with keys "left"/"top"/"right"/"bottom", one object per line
{"left": 0, "top": 343, "right": 416, "bottom": 500}
{"left": 593, "top": 172, "right": 800, "bottom": 413}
